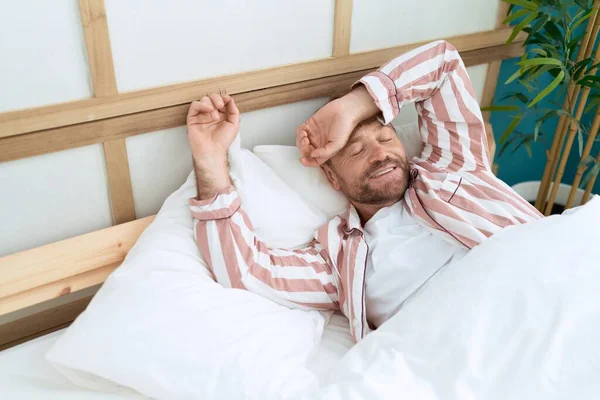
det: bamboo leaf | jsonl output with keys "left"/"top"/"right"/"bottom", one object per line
{"left": 505, "top": 69, "right": 523, "bottom": 84}
{"left": 530, "top": 14, "right": 551, "bottom": 37}
{"left": 544, "top": 21, "right": 563, "bottom": 42}
{"left": 573, "top": 58, "right": 593, "bottom": 80}
{"left": 517, "top": 57, "right": 563, "bottom": 67}
{"left": 538, "top": 109, "right": 559, "bottom": 122}
{"left": 522, "top": 65, "right": 556, "bottom": 84}
{"left": 529, "top": 48, "right": 548, "bottom": 57}
{"left": 516, "top": 92, "right": 530, "bottom": 103}
{"left": 578, "top": 128, "right": 584, "bottom": 156}
{"left": 585, "top": 95, "right": 600, "bottom": 113}
{"left": 528, "top": 70, "right": 566, "bottom": 107}
{"left": 581, "top": 162, "right": 600, "bottom": 188}
{"left": 524, "top": 141, "right": 533, "bottom": 158}
{"left": 503, "top": 0, "right": 539, "bottom": 11}
{"left": 500, "top": 115, "right": 523, "bottom": 144}
{"left": 568, "top": 33, "right": 585, "bottom": 54}
{"left": 577, "top": 75, "right": 600, "bottom": 88}
{"left": 534, "top": 119, "right": 543, "bottom": 141}
{"left": 480, "top": 105, "right": 520, "bottom": 112}
{"left": 555, "top": 3, "right": 571, "bottom": 23}
{"left": 507, "top": 13, "right": 538, "bottom": 44}
{"left": 578, "top": 155, "right": 595, "bottom": 168}
{"left": 503, "top": 8, "right": 531, "bottom": 25}
{"left": 571, "top": 9, "right": 594, "bottom": 31}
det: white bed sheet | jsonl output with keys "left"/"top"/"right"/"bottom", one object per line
{"left": 0, "top": 313, "right": 353, "bottom": 399}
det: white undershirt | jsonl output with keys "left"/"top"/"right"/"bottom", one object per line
{"left": 363, "top": 201, "right": 468, "bottom": 328}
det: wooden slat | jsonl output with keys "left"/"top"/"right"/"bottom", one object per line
{"left": 332, "top": 0, "right": 353, "bottom": 57}
{"left": 0, "top": 70, "right": 367, "bottom": 163}
{"left": 481, "top": 1, "right": 511, "bottom": 120}
{"left": 0, "top": 42, "right": 524, "bottom": 163}
{"left": 0, "top": 216, "right": 154, "bottom": 316}
{"left": 79, "top": 0, "right": 118, "bottom": 96}
{"left": 0, "top": 322, "right": 73, "bottom": 352}
{"left": 79, "top": 0, "right": 136, "bottom": 225}
{"left": 103, "top": 139, "right": 136, "bottom": 224}
{"left": 0, "top": 28, "right": 524, "bottom": 139}
{"left": 1, "top": 264, "right": 116, "bottom": 316}
{"left": 0, "top": 295, "right": 94, "bottom": 351}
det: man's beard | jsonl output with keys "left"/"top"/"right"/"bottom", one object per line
{"left": 337, "top": 157, "right": 410, "bottom": 205}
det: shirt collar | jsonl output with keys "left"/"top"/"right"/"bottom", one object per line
{"left": 342, "top": 205, "right": 363, "bottom": 235}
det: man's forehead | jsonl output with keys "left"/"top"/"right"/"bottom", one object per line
{"left": 347, "top": 120, "right": 388, "bottom": 143}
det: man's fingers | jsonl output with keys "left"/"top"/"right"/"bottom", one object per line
{"left": 296, "top": 129, "right": 311, "bottom": 156}
{"left": 197, "top": 96, "right": 217, "bottom": 121}
{"left": 187, "top": 99, "right": 215, "bottom": 119}
{"left": 209, "top": 93, "right": 225, "bottom": 109}
{"left": 310, "top": 141, "right": 344, "bottom": 162}
{"left": 300, "top": 157, "right": 320, "bottom": 167}
{"left": 222, "top": 95, "right": 240, "bottom": 125}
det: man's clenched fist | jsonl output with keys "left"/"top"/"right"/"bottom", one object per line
{"left": 187, "top": 92, "right": 240, "bottom": 159}
{"left": 187, "top": 92, "right": 239, "bottom": 200}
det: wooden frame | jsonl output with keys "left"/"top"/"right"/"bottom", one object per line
{"left": 1, "top": 0, "right": 518, "bottom": 349}
{"left": 79, "top": 0, "right": 136, "bottom": 224}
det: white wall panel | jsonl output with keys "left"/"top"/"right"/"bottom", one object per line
{"left": 127, "top": 127, "right": 193, "bottom": 219}
{"left": 350, "top": 0, "right": 499, "bottom": 53}
{"left": 0, "top": 0, "right": 92, "bottom": 112}
{"left": 0, "top": 145, "right": 112, "bottom": 257}
{"left": 239, "top": 98, "right": 329, "bottom": 150}
{"left": 105, "top": 0, "right": 335, "bottom": 92}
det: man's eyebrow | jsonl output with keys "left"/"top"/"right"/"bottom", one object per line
{"left": 346, "top": 134, "right": 361, "bottom": 145}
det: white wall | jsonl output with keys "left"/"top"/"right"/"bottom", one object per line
{"left": 0, "top": 0, "right": 92, "bottom": 112}
{"left": 0, "top": 0, "right": 498, "bottom": 257}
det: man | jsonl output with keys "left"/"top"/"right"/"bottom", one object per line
{"left": 186, "top": 41, "right": 543, "bottom": 343}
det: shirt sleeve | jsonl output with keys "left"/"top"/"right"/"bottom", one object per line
{"left": 356, "top": 40, "right": 491, "bottom": 172}
{"left": 189, "top": 186, "right": 339, "bottom": 310}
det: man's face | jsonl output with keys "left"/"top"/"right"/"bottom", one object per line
{"left": 324, "top": 119, "right": 410, "bottom": 205}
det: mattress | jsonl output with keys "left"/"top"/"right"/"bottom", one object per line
{"left": 0, "top": 313, "right": 354, "bottom": 399}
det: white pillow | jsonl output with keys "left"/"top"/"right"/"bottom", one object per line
{"left": 253, "top": 122, "right": 422, "bottom": 220}
{"left": 253, "top": 145, "right": 349, "bottom": 219}
{"left": 392, "top": 121, "right": 422, "bottom": 161}
{"left": 312, "top": 196, "right": 600, "bottom": 399}
{"left": 229, "top": 135, "right": 328, "bottom": 248}
{"left": 46, "top": 138, "right": 327, "bottom": 400}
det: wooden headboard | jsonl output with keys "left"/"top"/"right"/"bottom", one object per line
{"left": 0, "top": 0, "right": 513, "bottom": 350}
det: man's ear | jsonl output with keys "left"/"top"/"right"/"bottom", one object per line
{"left": 321, "top": 164, "right": 341, "bottom": 191}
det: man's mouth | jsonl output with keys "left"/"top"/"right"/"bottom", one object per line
{"left": 369, "top": 165, "right": 397, "bottom": 179}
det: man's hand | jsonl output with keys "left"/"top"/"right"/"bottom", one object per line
{"left": 187, "top": 93, "right": 240, "bottom": 158}
{"left": 187, "top": 93, "right": 239, "bottom": 199}
{"left": 296, "top": 85, "right": 379, "bottom": 167}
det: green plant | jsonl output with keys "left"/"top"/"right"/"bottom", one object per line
{"left": 483, "top": 0, "right": 600, "bottom": 186}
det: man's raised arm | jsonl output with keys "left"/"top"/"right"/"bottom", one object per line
{"left": 356, "top": 40, "right": 490, "bottom": 172}
{"left": 297, "top": 40, "right": 490, "bottom": 173}
{"left": 186, "top": 94, "right": 339, "bottom": 310}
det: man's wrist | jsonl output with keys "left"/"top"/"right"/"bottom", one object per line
{"left": 345, "top": 84, "right": 380, "bottom": 124}
{"left": 192, "top": 152, "right": 232, "bottom": 199}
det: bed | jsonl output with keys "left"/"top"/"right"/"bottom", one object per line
{"left": 0, "top": 0, "right": 531, "bottom": 398}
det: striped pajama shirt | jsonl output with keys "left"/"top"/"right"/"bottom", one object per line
{"left": 190, "top": 40, "right": 543, "bottom": 343}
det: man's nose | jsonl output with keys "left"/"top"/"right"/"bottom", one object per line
{"left": 368, "top": 143, "right": 387, "bottom": 164}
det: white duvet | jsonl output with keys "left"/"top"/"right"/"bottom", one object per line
{"left": 304, "top": 196, "right": 600, "bottom": 400}
{"left": 6, "top": 198, "right": 599, "bottom": 400}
